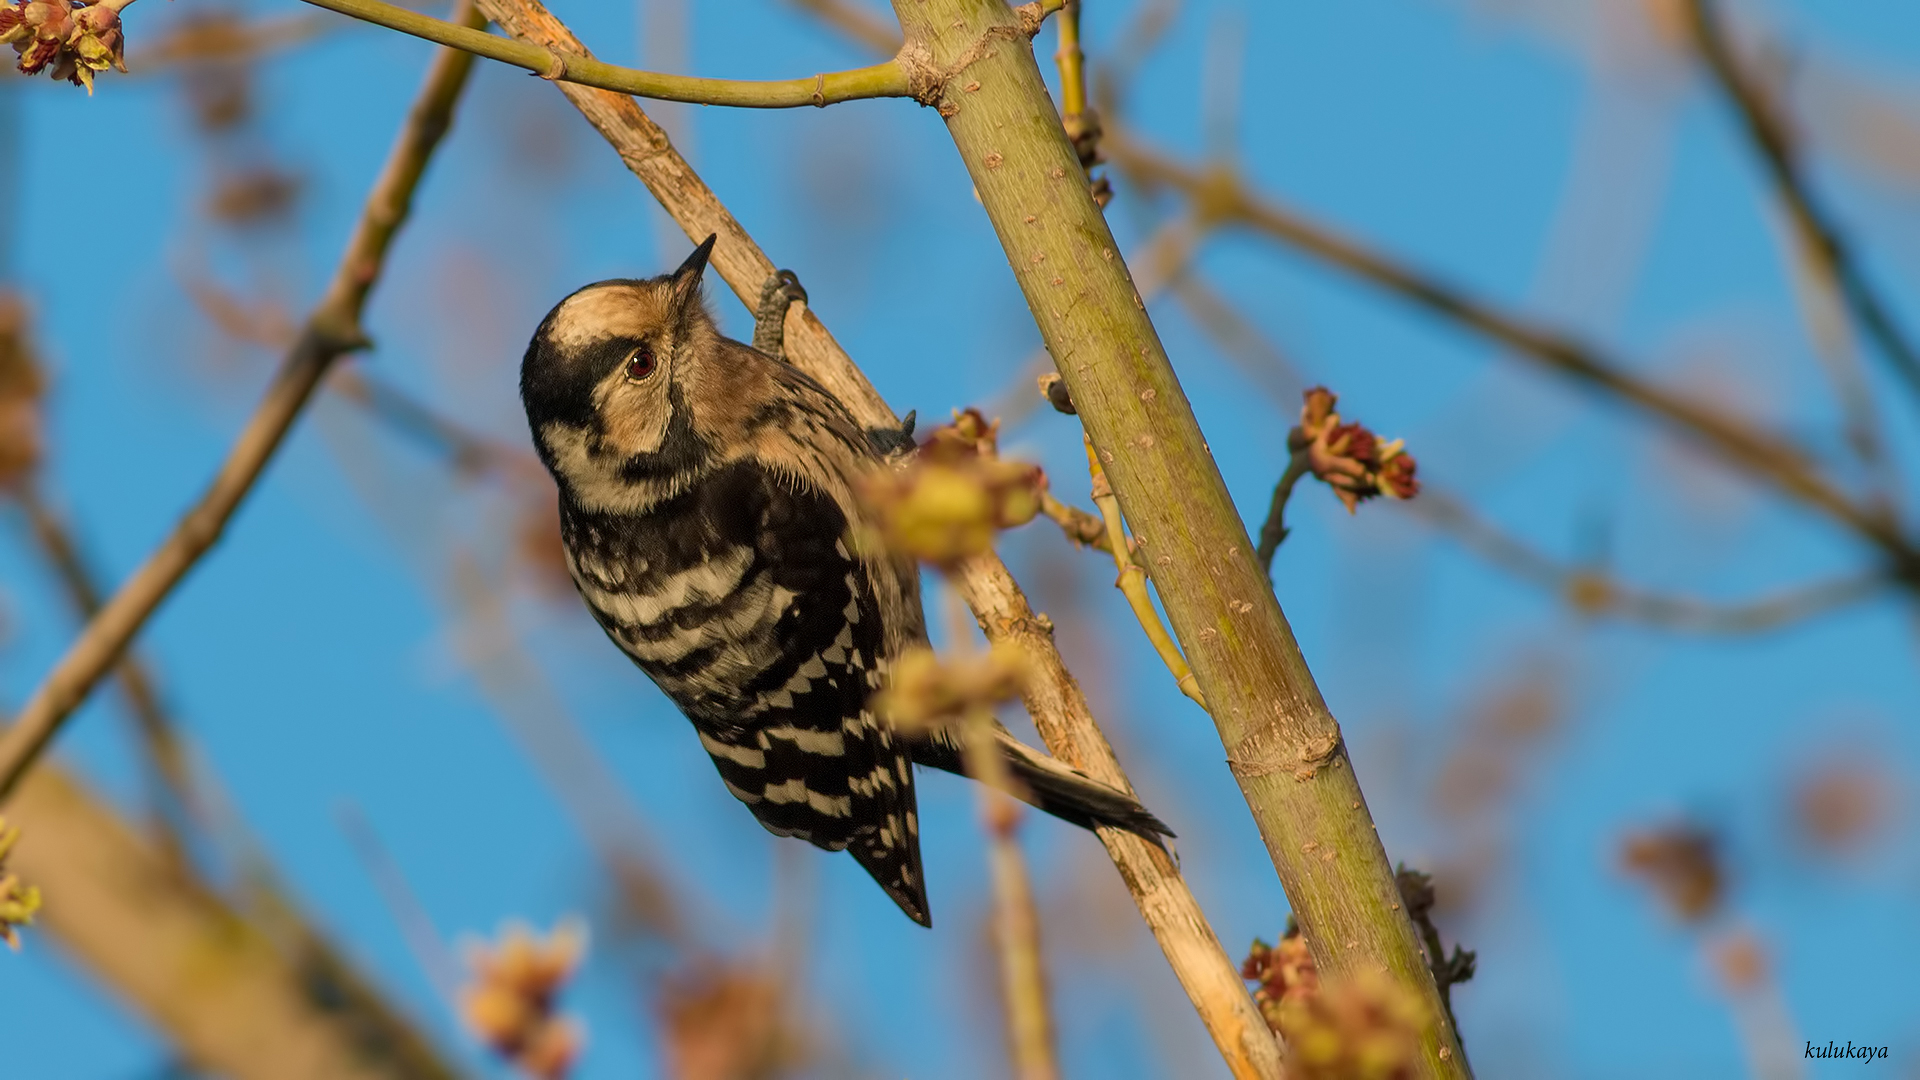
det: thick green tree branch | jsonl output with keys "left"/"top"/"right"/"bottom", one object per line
{"left": 0, "top": 3, "right": 485, "bottom": 802}
{"left": 889, "top": 1, "right": 1468, "bottom": 1075}
{"left": 300, "top": 0, "right": 909, "bottom": 107}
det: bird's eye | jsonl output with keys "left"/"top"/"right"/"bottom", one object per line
{"left": 625, "top": 345, "right": 657, "bottom": 382}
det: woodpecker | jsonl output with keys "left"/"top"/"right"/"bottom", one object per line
{"left": 519, "top": 235, "right": 1169, "bottom": 926}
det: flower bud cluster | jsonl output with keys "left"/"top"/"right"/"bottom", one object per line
{"left": 859, "top": 408, "right": 1047, "bottom": 567}
{"left": 1275, "top": 971, "right": 1427, "bottom": 1080}
{"left": 0, "top": 0, "right": 131, "bottom": 95}
{"left": 458, "top": 919, "right": 588, "bottom": 1080}
{"left": 874, "top": 644, "right": 1030, "bottom": 734}
{"left": 1294, "top": 387, "right": 1420, "bottom": 512}
{"left": 0, "top": 817, "right": 40, "bottom": 951}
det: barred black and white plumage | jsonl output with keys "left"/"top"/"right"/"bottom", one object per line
{"left": 519, "top": 235, "right": 1170, "bottom": 926}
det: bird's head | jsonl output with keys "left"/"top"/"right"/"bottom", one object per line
{"left": 520, "top": 234, "right": 723, "bottom": 511}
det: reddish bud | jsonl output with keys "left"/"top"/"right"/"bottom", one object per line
{"left": 1292, "top": 387, "right": 1421, "bottom": 514}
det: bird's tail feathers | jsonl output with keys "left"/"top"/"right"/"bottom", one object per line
{"left": 910, "top": 726, "right": 1174, "bottom": 848}
{"left": 993, "top": 732, "right": 1175, "bottom": 846}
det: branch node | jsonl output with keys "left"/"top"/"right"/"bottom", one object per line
{"left": 895, "top": 40, "right": 944, "bottom": 106}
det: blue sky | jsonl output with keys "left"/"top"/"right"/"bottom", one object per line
{"left": 2, "top": 0, "right": 1918, "bottom": 1077}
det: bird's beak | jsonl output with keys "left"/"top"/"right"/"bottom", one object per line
{"left": 673, "top": 233, "right": 717, "bottom": 290}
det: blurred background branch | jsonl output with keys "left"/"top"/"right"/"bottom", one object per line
{"left": 1102, "top": 132, "right": 1920, "bottom": 585}
{"left": 7, "top": 763, "right": 462, "bottom": 1080}
{"left": 1682, "top": 0, "right": 1920, "bottom": 418}
{"left": 0, "top": 4, "right": 487, "bottom": 800}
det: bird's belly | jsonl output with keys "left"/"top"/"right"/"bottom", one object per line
{"left": 570, "top": 550, "right": 797, "bottom": 712}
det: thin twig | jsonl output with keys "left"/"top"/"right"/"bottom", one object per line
{"left": 1105, "top": 129, "right": 1920, "bottom": 585}
{"left": 11, "top": 484, "right": 204, "bottom": 857}
{"left": 328, "top": 367, "right": 535, "bottom": 481}
{"left": 299, "top": 0, "right": 908, "bottom": 107}
{"left": 1038, "top": 491, "right": 1111, "bottom": 552}
{"left": 475, "top": 4, "right": 1284, "bottom": 1074}
{"left": 1683, "top": 0, "right": 1920, "bottom": 413}
{"left": 1410, "top": 491, "right": 1886, "bottom": 634}
{"left": 129, "top": 11, "right": 335, "bottom": 73}
{"left": 1054, "top": 0, "right": 1086, "bottom": 119}
{"left": 336, "top": 802, "right": 463, "bottom": 1002}
{"left": 1395, "top": 867, "right": 1475, "bottom": 1062}
{"left": 0, "top": 2, "right": 486, "bottom": 802}
{"left": 935, "top": 593, "right": 1059, "bottom": 1080}
{"left": 1086, "top": 437, "right": 1206, "bottom": 710}
{"left": 785, "top": 0, "right": 899, "bottom": 55}
{"left": 1254, "top": 451, "right": 1308, "bottom": 573}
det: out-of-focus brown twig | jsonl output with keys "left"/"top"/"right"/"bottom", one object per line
{"left": 329, "top": 367, "right": 538, "bottom": 482}
{"left": 129, "top": 10, "right": 333, "bottom": 72}
{"left": 1104, "top": 130, "right": 1920, "bottom": 585}
{"left": 1682, "top": 0, "right": 1920, "bottom": 415}
{"left": 467, "top": 4, "right": 1282, "bottom": 1073}
{"left": 979, "top": 754, "right": 1059, "bottom": 1080}
{"left": 0, "top": 3, "right": 485, "bottom": 802}
{"left": 1411, "top": 491, "right": 1885, "bottom": 634}
{"left": 784, "top": 0, "right": 897, "bottom": 56}
{"left": 0, "top": 294, "right": 206, "bottom": 856}
{"left": 9, "top": 764, "right": 460, "bottom": 1080}
{"left": 1165, "top": 272, "right": 1304, "bottom": 407}
{"left": 13, "top": 485, "right": 204, "bottom": 855}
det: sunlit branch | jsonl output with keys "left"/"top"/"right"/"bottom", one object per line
{"left": 299, "top": 0, "right": 909, "bottom": 107}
